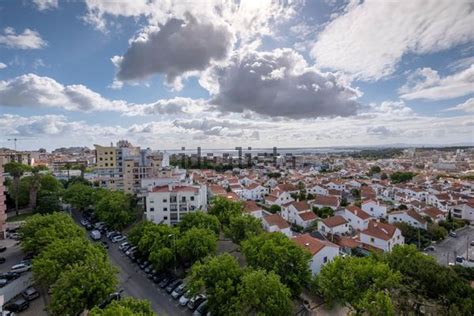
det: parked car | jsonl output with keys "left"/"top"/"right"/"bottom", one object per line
{"left": 9, "top": 233, "right": 21, "bottom": 240}
{"left": 119, "top": 242, "right": 130, "bottom": 250}
{"left": 80, "top": 219, "right": 89, "bottom": 226}
{"left": 144, "top": 265, "right": 153, "bottom": 274}
{"left": 470, "top": 240, "right": 474, "bottom": 247}
{"left": 98, "top": 291, "right": 123, "bottom": 309}
{"left": 85, "top": 223, "right": 94, "bottom": 230}
{"left": 23, "top": 253, "right": 34, "bottom": 261}
{"left": 456, "top": 256, "right": 465, "bottom": 264}
{"left": 112, "top": 235, "right": 126, "bottom": 243}
{"left": 179, "top": 290, "right": 192, "bottom": 306}
{"left": 140, "top": 261, "right": 150, "bottom": 270}
{"left": 166, "top": 279, "right": 183, "bottom": 294}
{"left": 90, "top": 230, "right": 101, "bottom": 240}
{"left": 107, "top": 231, "right": 120, "bottom": 239}
{"left": 171, "top": 283, "right": 186, "bottom": 299}
{"left": 0, "top": 278, "right": 8, "bottom": 288}
{"left": 187, "top": 294, "right": 206, "bottom": 310}
{"left": 0, "top": 246, "right": 7, "bottom": 252}
{"left": 424, "top": 245, "right": 435, "bottom": 251}
{"left": 192, "top": 300, "right": 208, "bottom": 316}
{"left": 0, "top": 257, "right": 5, "bottom": 264}
{"left": 449, "top": 231, "right": 457, "bottom": 238}
{"left": 158, "top": 276, "right": 174, "bottom": 288}
{"left": 94, "top": 222, "right": 105, "bottom": 229}
{"left": 10, "top": 263, "right": 31, "bottom": 274}
{"left": 22, "top": 287, "right": 40, "bottom": 301}
{"left": 153, "top": 273, "right": 167, "bottom": 284}
{"left": 125, "top": 246, "right": 137, "bottom": 256}
{"left": 4, "top": 297, "right": 29, "bottom": 313}
{"left": 0, "top": 272, "right": 20, "bottom": 281}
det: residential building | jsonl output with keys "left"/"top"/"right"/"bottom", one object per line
{"left": 359, "top": 220, "right": 404, "bottom": 252}
{"left": 361, "top": 199, "right": 388, "bottom": 218}
{"left": 341, "top": 206, "right": 371, "bottom": 231}
{"left": 388, "top": 209, "right": 428, "bottom": 229}
{"left": 312, "top": 195, "right": 339, "bottom": 210}
{"left": 242, "top": 183, "right": 269, "bottom": 201}
{"left": 262, "top": 214, "right": 292, "bottom": 237}
{"left": 144, "top": 184, "right": 207, "bottom": 225}
{"left": 0, "top": 156, "right": 6, "bottom": 239}
{"left": 293, "top": 233, "right": 339, "bottom": 275}
{"left": 319, "top": 215, "right": 349, "bottom": 235}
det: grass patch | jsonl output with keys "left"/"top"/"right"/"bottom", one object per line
{"left": 6, "top": 212, "right": 35, "bottom": 222}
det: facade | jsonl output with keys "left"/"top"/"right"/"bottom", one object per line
{"left": 341, "top": 206, "right": 371, "bottom": 231}
{"left": 144, "top": 184, "right": 207, "bottom": 225}
{"left": 361, "top": 200, "right": 388, "bottom": 218}
{"left": 319, "top": 215, "right": 349, "bottom": 235}
{"left": 0, "top": 156, "right": 6, "bottom": 239}
{"left": 388, "top": 209, "right": 428, "bottom": 229}
{"left": 293, "top": 234, "right": 340, "bottom": 275}
{"left": 262, "top": 214, "right": 292, "bottom": 237}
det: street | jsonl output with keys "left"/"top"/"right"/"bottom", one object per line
{"left": 70, "top": 210, "right": 191, "bottom": 316}
{"left": 428, "top": 226, "right": 474, "bottom": 265}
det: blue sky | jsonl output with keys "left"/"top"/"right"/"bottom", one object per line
{"left": 0, "top": 0, "right": 473, "bottom": 150}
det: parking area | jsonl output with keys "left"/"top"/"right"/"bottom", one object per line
{"left": 427, "top": 226, "right": 474, "bottom": 265}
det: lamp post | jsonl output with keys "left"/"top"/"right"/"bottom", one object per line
{"left": 168, "top": 234, "right": 177, "bottom": 274}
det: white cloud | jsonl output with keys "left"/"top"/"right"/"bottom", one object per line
{"left": 444, "top": 98, "right": 474, "bottom": 113}
{"left": 33, "top": 0, "right": 58, "bottom": 11}
{"left": 207, "top": 48, "right": 361, "bottom": 118}
{"left": 399, "top": 65, "right": 474, "bottom": 101}
{"left": 0, "top": 62, "right": 6, "bottom": 70}
{"left": 311, "top": 1, "right": 474, "bottom": 80}
{"left": 0, "top": 27, "right": 47, "bottom": 50}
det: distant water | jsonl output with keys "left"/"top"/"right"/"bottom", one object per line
{"left": 161, "top": 147, "right": 359, "bottom": 157}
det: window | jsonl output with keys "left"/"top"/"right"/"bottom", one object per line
{"left": 190, "top": 196, "right": 194, "bottom": 201}
{"left": 164, "top": 216, "right": 168, "bottom": 220}
{"left": 150, "top": 207, "right": 154, "bottom": 212}
{"left": 163, "top": 207, "right": 168, "bottom": 211}
{"left": 323, "top": 256, "right": 328, "bottom": 263}
{"left": 370, "top": 238, "right": 375, "bottom": 243}
{"left": 149, "top": 200, "right": 154, "bottom": 203}
{"left": 163, "top": 199, "right": 167, "bottom": 203}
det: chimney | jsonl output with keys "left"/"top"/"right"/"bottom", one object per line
{"left": 305, "top": 243, "right": 310, "bottom": 247}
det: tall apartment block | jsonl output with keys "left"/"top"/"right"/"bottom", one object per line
{"left": 0, "top": 156, "right": 6, "bottom": 239}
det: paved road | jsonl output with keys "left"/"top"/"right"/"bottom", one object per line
{"left": 428, "top": 226, "right": 474, "bottom": 265}
{"left": 70, "top": 210, "right": 191, "bottom": 316}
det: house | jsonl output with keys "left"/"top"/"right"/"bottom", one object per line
{"left": 451, "top": 201, "right": 474, "bottom": 222}
{"left": 342, "top": 206, "right": 371, "bottom": 231}
{"left": 306, "top": 184, "right": 329, "bottom": 196}
{"left": 421, "top": 207, "right": 445, "bottom": 223}
{"left": 361, "top": 199, "right": 387, "bottom": 218}
{"left": 359, "top": 220, "right": 404, "bottom": 252}
{"left": 281, "top": 201, "right": 317, "bottom": 229}
{"left": 326, "top": 179, "right": 346, "bottom": 191}
{"left": 293, "top": 233, "right": 340, "bottom": 275}
{"left": 243, "top": 200, "right": 264, "bottom": 219}
{"left": 262, "top": 214, "right": 292, "bottom": 237}
{"left": 274, "top": 183, "right": 299, "bottom": 194}
{"left": 242, "top": 183, "right": 269, "bottom": 201}
{"left": 388, "top": 209, "right": 428, "bottom": 229}
{"left": 333, "top": 235, "right": 361, "bottom": 255}
{"left": 313, "top": 195, "right": 339, "bottom": 210}
{"left": 265, "top": 190, "right": 294, "bottom": 206}
{"left": 361, "top": 186, "right": 377, "bottom": 200}
{"left": 319, "top": 215, "right": 349, "bottom": 235}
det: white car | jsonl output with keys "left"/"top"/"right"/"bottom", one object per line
{"left": 80, "top": 219, "right": 89, "bottom": 226}
{"left": 112, "top": 235, "right": 126, "bottom": 243}
{"left": 179, "top": 290, "right": 192, "bottom": 306}
{"left": 119, "top": 241, "right": 130, "bottom": 250}
{"left": 10, "top": 263, "right": 31, "bottom": 273}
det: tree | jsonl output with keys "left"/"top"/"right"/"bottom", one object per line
{"left": 89, "top": 297, "right": 155, "bottom": 316}
{"left": 6, "top": 176, "right": 30, "bottom": 209}
{"left": 269, "top": 204, "right": 281, "bottom": 214}
{"left": 427, "top": 223, "right": 447, "bottom": 241}
{"left": 39, "top": 174, "right": 63, "bottom": 193}
{"left": 313, "top": 256, "right": 400, "bottom": 314}
{"left": 241, "top": 232, "right": 312, "bottom": 296}
{"left": 63, "top": 183, "right": 94, "bottom": 211}
{"left": 350, "top": 188, "right": 360, "bottom": 199}
{"left": 48, "top": 261, "right": 118, "bottom": 316}
{"left": 368, "top": 165, "right": 381, "bottom": 176}
{"left": 177, "top": 227, "right": 217, "bottom": 264}
{"left": 4, "top": 162, "right": 31, "bottom": 215}
{"left": 380, "top": 172, "right": 388, "bottom": 180}
{"left": 312, "top": 206, "right": 334, "bottom": 219}
{"left": 390, "top": 172, "right": 416, "bottom": 184}
{"left": 208, "top": 197, "right": 242, "bottom": 227}
{"left": 28, "top": 167, "right": 43, "bottom": 209}
{"left": 178, "top": 212, "right": 220, "bottom": 236}
{"left": 188, "top": 254, "right": 242, "bottom": 315}
{"left": 95, "top": 191, "right": 136, "bottom": 230}
{"left": 35, "top": 191, "right": 62, "bottom": 214}
{"left": 306, "top": 193, "right": 315, "bottom": 200}
{"left": 238, "top": 269, "right": 292, "bottom": 316}
{"left": 20, "top": 213, "right": 84, "bottom": 254}
{"left": 32, "top": 237, "right": 107, "bottom": 287}
{"left": 63, "top": 162, "right": 72, "bottom": 181}
{"left": 224, "top": 214, "right": 263, "bottom": 244}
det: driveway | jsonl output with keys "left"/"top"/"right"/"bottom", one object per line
{"left": 427, "top": 226, "right": 474, "bottom": 265}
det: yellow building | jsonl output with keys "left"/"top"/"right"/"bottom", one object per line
{"left": 94, "top": 144, "right": 117, "bottom": 169}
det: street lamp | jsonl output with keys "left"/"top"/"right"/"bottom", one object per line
{"left": 168, "top": 234, "right": 177, "bottom": 274}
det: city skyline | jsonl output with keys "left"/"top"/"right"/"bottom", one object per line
{"left": 1, "top": 0, "right": 473, "bottom": 151}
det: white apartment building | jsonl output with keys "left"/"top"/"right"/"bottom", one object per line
{"left": 144, "top": 184, "right": 207, "bottom": 225}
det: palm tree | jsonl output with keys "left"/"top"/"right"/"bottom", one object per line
{"left": 63, "top": 162, "right": 72, "bottom": 181}
{"left": 4, "top": 162, "right": 30, "bottom": 215}
{"left": 28, "top": 166, "right": 43, "bottom": 210}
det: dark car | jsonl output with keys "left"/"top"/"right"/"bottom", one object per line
{"left": 140, "top": 261, "right": 150, "bottom": 270}
{"left": 0, "top": 246, "right": 7, "bottom": 252}
{"left": 85, "top": 223, "right": 94, "bottom": 230}
{"left": 153, "top": 273, "right": 167, "bottom": 284}
{"left": 98, "top": 291, "right": 122, "bottom": 309}
{"left": 1, "top": 272, "right": 20, "bottom": 281}
{"left": 4, "top": 297, "right": 29, "bottom": 312}
{"left": 0, "top": 278, "right": 8, "bottom": 288}
{"left": 187, "top": 295, "right": 206, "bottom": 310}
{"left": 144, "top": 265, "right": 153, "bottom": 274}
{"left": 159, "top": 276, "right": 174, "bottom": 288}
{"left": 192, "top": 300, "right": 208, "bottom": 316}
{"left": 166, "top": 279, "right": 182, "bottom": 293}
{"left": 22, "top": 287, "right": 40, "bottom": 301}
{"left": 0, "top": 257, "right": 5, "bottom": 264}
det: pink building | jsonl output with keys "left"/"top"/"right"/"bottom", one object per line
{"left": 0, "top": 156, "right": 6, "bottom": 239}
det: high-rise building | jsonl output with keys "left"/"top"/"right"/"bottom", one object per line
{"left": 0, "top": 156, "right": 6, "bottom": 239}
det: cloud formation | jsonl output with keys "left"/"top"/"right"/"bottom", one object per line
{"left": 208, "top": 48, "right": 361, "bottom": 118}
{"left": 33, "top": 0, "right": 58, "bottom": 11}
{"left": 311, "top": 1, "right": 474, "bottom": 80}
{"left": 445, "top": 98, "right": 474, "bottom": 113}
{"left": 0, "top": 27, "right": 47, "bottom": 50}
{"left": 113, "top": 14, "right": 234, "bottom": 87}
{"left": 399, "top": 65, "right": 474, "bottom": 101}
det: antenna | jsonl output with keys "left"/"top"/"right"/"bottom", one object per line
{"left": 7, "top": 138, "right": 29, "bottom": 151}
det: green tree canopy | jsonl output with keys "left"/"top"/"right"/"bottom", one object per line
{"left": 177, "top": 227, "right": 217, "bottom": 264}
{"left": 208, "top": 196, "right": 242, "bottom": 226}
{"left": 20, "top": 213, "right": 84, "bottom": 254}
{"left": 238, "top": 269, "right": 292, "bottom": 316}
{"left": 269, "top": 204, "right": 281, "bottom": 214}
{"left": 63, "top": 183, "right": 94, "bottom": 210}
{"left": 390, "top": 172, "right": 416, "bottom": 184}
{"left": 241, "top": 232, "right": 312, "bottom": 296}
{"left": 4, "top": 161, "right": 31, "bottom": 213}
{"left": 178, "top": 212, "right": 220, "bottom": 236}
{"left": 36, "top": 191, "right": 62, "bottom": 214}
{"left": 224, "top": 214, "right": 263, "bottom": 244}
{"left": 95, "top": 191, "right": 136, "bottom": 230}
{"left": 90, "top": 297, "right": 155, "bottom": 316}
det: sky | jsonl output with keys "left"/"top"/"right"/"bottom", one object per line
{"left": 0, "top": 0, "right": 473, "bottom": 151}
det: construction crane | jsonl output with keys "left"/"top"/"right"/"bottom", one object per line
{"left": 7, "top": 138, "right": 29, "bottom": 151}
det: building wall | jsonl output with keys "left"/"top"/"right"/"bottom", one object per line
{"left": 362, "top": 201, "right": 387, "bottom": 218}
{"left": 309, "top": 246, "right": 339, "bottom": 275}
{"left": 0, "top": 156, "right": 6, "bottom": 239}
{"left": 342, "top": 210, "right": 369, "bottom": 231}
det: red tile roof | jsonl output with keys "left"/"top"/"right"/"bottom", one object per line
{"left": 264, "top": 214, "right": 290, "bottom": 229}
{"left": 361, "top": 220, "right": 397, "bottom": 241}
{"left": 345, "top": 206, "right": 371, "bottom": 220}
{"left": 322, "top": 215, "right": 347, "bottom": 228}
{"left": 314, "top": 195, "right": 339, "bottom": 207}
{"left": 293, "top": 233, "right": 338, "bottom": 255}
{"left": 299, "top": 211, "right": 317, "bottom": 221}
